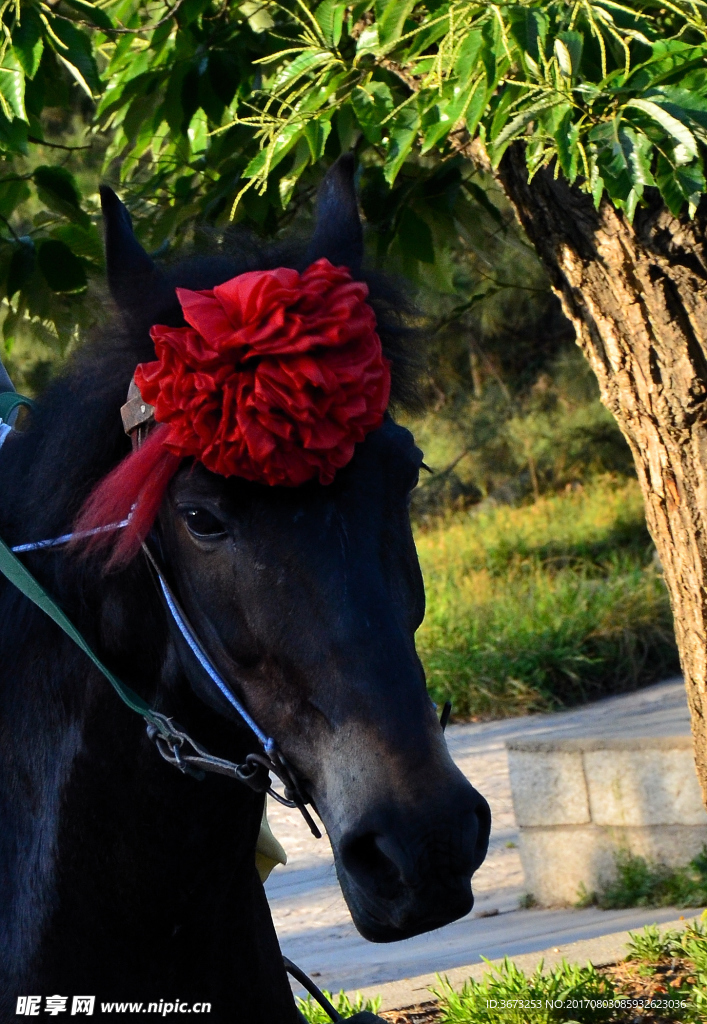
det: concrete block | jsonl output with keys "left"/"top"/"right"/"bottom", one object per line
{"left": 518, "top": 826, "right": 616, "bottom": 905}
{"left": 507, "top": 734, "right": 707, "bottom": 906}
{"left": 584, "top": 747, "right": 707, "bottom": 827}
{"left": 507, "top": 749, "right": 590, "bottom": 827}
{"left": 518, "top": 825, "right": 707, "bottom": 906}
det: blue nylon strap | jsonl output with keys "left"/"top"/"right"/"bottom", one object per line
{"left": 156, "top": 573, "right": 272, "bottom": 749}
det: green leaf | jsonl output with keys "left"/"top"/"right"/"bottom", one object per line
{"left": 63, "top": 0, "right": 115, "bottom": 32}
{"left": 315, "top": 0, "right": 345, "bottom": 47}
{"left": 376, "top": 0, "right": 416, "bottom": 48}
{"left": 38, "top": 239, "right": 87, "bottom": 293}
{"left": 557, "top": 30, "right": 583, "bottom": 78}
{"left": 480, "top": 16, "right": 498, "bottom": 89}
{"left": 621, "top": 127, "right": 655, "bottom": 188}
{"left": 644, "top": 87, "right": 707, "bottom": 143}
{"left": 303, "top": 115, "right": 332, "bottom": 161}
{"left": 12, "top": 10, "right": 44, "bottom": 79}
{"left": 51, "top": 223, "right": 103, "bottom": 266}
{"left": 420, "top": 79, "right": 479, "bottom": 155}
{"left": 655, "top": 154, "right": 706, "bottom": 216}
{"left": 272, "top": 50, "right": 331, "bottom": 91}
{"left": 278, "top": 137, "right": 310, "bottom": 208}
{"left": 555, "top": 108, "right": 576, "bottom": 179}
{"left": 240, "top": 0, "right": 274, "bottom": 32}
{"left": 48, "top": 18, "right": 101, "bottom": 97}
{"left": 491, "top": 96, "right": 565, "bottom": 159}
{"left": 33, "top": 166, "right": 89, "bottom": 229}
{"left": 352, "top": 81, "right": 393, "bottom": 144}
{"left": 0, "top": 112, "right": 28, "bottom": 154}
{"left": 0, "top": 179, "right": 30, "bottom": 220}
{"left": 384, "top": 103, "right": 420, "bottom": 184}
{"left": 356, "top": 25, "right": 379, "bottom": 56}
{"left": 243, "top": 124, "right": 304, "bottom": 179}
{"left": 398, "top": 207, "right": 434, "bottom": 263}
{"left": 625, "top": 98, "right": 698, "bottom": 163}
{"left": 454, "top": 30, "right": 483, "bottom": 89}
{"left": 554, "top": 38, "right": 572, "bottom": 79}
{"left": 6, "top": 237, "right": 35, "bottom": 299}
{"left": 0, "top": 50, "right": 26, "bottom": 122}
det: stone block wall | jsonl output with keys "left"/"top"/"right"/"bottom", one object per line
{"left": 507, "top": 735, "right": 707, "bottom": 906}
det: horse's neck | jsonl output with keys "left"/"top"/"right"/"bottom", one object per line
{"left": 0, "top": 602, "right": 297, "bottom": 1021}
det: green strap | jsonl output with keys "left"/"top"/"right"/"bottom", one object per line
{"left": 0, "top": 392, "right": 35, "bottom": 423}
{"left": 0, "top": 531, "right": 165, "bottom": 729}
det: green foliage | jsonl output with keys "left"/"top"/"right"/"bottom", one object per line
{"left": 415, "top": 476, "right": 679, "bottom": 718}
{"left": 296, "top": 989, "right": 381, "bottom": 1022}
{"left": 0, "top": 0, "right": 705, "bottom": 374}
{"left": 434, "top": 957, "right": 616, "bottom": 1024}
{"left": 239, "top": 0, "right": 707, "bottom": 221}
{"left": 580, "top": 847, "right": 707, "bottom": 910}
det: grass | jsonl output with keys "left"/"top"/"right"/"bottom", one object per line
{"left": 296, "top": 922, "right": 707, "bottom": 1023}
{"left": 434, "top": 958, "right": 618, "bottom": 1024}
{"left": 577, "top": 848, "right": 707, "bottom": 911}
{"left": 415, "top": 476, "right": 679, "bottom": 719}
{"left": 430, "top": 920, "right": 707, "bottom": 1023}
{"left": 296, "top": 989, "right": 382, "bottom": 1022}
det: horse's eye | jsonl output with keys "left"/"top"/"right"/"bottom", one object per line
{"left": 183, "top": 508, "right": 228, "bottom": 540}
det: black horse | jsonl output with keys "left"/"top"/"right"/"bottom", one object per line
{"left": 0, "top": 160, "right": 490, "bottom": 1022}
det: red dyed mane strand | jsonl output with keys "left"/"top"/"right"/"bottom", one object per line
{"left": 73, "top": 425, "right": 181, "bottom": 568}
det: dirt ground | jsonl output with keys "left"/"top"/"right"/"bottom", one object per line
{"left": 380, "top": 1004, "right": 441, "bottom": 1023}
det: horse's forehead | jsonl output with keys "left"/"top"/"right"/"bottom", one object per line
{"left": 170, "top": 419, "right": 421, "bottom": 506}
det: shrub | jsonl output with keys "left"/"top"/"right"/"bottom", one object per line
{"left": 581, "top": 848, "right": 707, "bottom": 911}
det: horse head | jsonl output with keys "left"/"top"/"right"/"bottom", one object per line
{"left": 96, "top": 159, "right": 491, "bottom": 943}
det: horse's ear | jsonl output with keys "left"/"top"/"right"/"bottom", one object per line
{"left": 306, "top": 154, "right": 363, "bottom": 271}
{"left": 100, "top": 186, "right": 164, "bottom": 315}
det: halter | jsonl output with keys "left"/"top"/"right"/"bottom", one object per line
{"left": 0, "top": 385, "right": 440, "bottom": 1024}
{"left": 0, "top": 388, "right": 321, "bottom": 839}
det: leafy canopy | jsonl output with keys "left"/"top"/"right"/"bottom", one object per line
{"left": 0, "top": 0, "right": 706, "bottom": 366}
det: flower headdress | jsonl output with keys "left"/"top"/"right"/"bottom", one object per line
{"left": 76, "top": 258, "right": 391, "bottom": 566}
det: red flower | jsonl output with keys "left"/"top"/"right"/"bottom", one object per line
{"left": 135, "top": 259, "right": 391, "bottom": 486}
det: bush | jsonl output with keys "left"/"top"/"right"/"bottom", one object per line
{"left": 580, "top": 848, "right": 707, "bottom": 911}
{"left": 416, "top": 477, "right": 679, "bottom": 718}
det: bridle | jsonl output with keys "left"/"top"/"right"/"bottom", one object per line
{"left": 0, "top": 383, "right": 446, "bottom": 1024}
{"left": 0, "top": 383, "right": 322, "bottom": 839}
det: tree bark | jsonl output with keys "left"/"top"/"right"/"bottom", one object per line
{"left": 497, "top": 144, "right": 707, "bottom": 805}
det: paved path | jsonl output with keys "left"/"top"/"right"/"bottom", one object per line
{"left": 265, "top": 678, "right": 693, "bottom": 993}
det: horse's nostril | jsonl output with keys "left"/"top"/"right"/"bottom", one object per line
{"left": 341, "top": 832, "right": 405, "bottom": 898}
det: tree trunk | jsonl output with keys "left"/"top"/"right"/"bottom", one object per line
{"left": 497, "top": 144, "right": 707, "bottom": 805}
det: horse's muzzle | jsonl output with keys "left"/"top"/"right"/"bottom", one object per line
{"left": 333, "top": 782, "right": 491, "bottom": 942}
